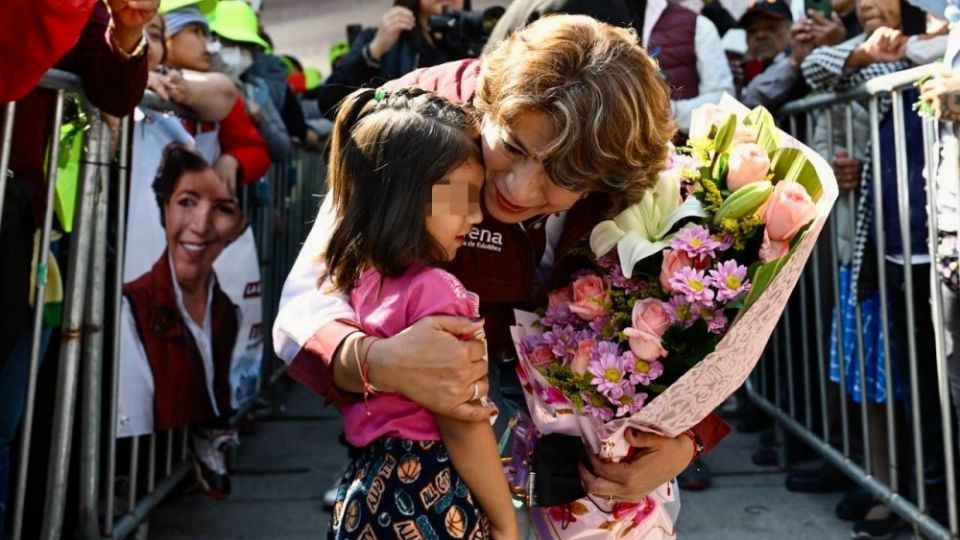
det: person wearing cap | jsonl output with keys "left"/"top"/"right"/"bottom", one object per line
{"left": 737, "top": 0, "right": 812, "bottom": 112}
{"left": 209, "top": 0, "right": 315, "bottom": 160}
{"left": 163, "top": 0, "right": 270, "bottom": 193}
{"left": 328, "top": 40, "right": 350, "bottom": 72}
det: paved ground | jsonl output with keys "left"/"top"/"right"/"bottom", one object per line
{"left": 148, "top": 381, "right": 919, "bottom": 539}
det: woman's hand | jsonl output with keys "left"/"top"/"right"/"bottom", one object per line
{"left": 367, "top": 315, "right": 497, "bottom": 421}
{"left": 368, "top": 6, "right": 417, "bottom": 61}
{"left": 805, "top": 10, "right": 846, "bottom": 47}
{"left": 920, "top": 70, "right": 960, "bottom": 123}
{"left": 579, "top": 429, "right": 694, "bottom": 502}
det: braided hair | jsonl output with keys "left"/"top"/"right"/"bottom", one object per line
{"left": 321, "top": 87, "right": 482, "bottom": 292}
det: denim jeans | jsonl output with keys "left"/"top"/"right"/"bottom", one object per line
{"left": 0, "top": 329, "right": 52, "bottom": 540}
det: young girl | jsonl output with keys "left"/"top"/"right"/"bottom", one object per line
{"left": 323, "top": 87, "right": 519, "bottom": 540}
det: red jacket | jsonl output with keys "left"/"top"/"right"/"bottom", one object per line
{"left": 123, "top": 251, "right": 238, "bottom": 431}
{"left": 183, "top": 96, "right": 271, "bottom": 185}
{"left": 4, "top": 2, "right": 148, "bottom": 227}
{"left": 291, "top": 59, "right": 730, "bottom": 453}
{"left": 0, "top": 0, "right": 96, "bottom": 103}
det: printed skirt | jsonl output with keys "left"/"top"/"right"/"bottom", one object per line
{"left": 329, "top": 437, "right": 490, "bottom": 540}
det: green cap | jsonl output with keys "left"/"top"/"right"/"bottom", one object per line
{"left": 208, "top": 0, "right": 270, "bottom": 50}
{"left": 329, "top": 40, "right": 350, "bottom": 65}
{"left": 304, "top": 67, "right": 323, "bottom": 90}
{"left": 160, "top": 0, "right": 217, "bottom": 14}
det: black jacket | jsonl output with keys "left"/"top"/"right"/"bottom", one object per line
{"left": 309, "top": 27, "right": 457, "bottom": 119}
{"left": 485, "top": 0, "right": 650, "bottom": 50}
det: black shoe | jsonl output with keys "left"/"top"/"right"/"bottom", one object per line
{"left": 785, "top": 464, "right": 853, "bottom": 493}
{"left": 851, "top": 513, "right": 898, "bottom": 539}
{"left": 677, "top": 459, "right": 712, "bottom": 491}
{"left": 752, "top": 447, "right": 778, "bottom": 466}
{"left": 835, "top": 488, "right": 874, "bottom": 521}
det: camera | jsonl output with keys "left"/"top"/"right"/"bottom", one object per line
{"left": 428, "top": 6, "right": 505, "bottom": 58}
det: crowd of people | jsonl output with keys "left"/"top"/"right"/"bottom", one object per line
{"left": 1, "top": 0, "right": 959, "bottom": 538}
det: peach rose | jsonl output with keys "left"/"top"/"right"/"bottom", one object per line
{"left": 529, "top": 344, "right": 555, "bottom": 367}
{"left": 661, "top": 249, "right": 691, "bottom": 291}
{"left": 763, "top": 181, "right": 817, "bottom": 242}
{"left": 569, "top": 274, "right": 608, "bottom": 321}
{"left": 726, "top": 143, "right": 771, "bottom": 192}
{"left": 548, "top": 287, "right": 573, "bottom": 310}
{"left": 623, "top": 299, "right": 671, "bottom": 361}
{"left": 759, "top": 230, "right": 790, "bottom": 263}
{"left": 570, "top": 339, "right": 596, "bottom": 376}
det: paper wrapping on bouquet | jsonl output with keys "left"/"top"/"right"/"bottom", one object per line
{"left": 508, "top": 95, "right": 838, "bottom": 539}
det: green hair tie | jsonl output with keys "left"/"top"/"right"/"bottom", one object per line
{"left": 374, "top": 88, "right": 389, "bottom": 102}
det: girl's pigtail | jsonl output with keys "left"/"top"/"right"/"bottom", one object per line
{"left": 328, "top": 88, "right": 379, "bottom": 214}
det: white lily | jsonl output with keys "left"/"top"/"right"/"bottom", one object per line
{"left": 589, "top": 168, "right": 707, "bottom": 277}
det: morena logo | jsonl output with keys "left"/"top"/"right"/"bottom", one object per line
{"left": 465, "top": 227, "right": 503, "bottom": 252}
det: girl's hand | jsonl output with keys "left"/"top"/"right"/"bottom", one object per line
{"left": 368, "top": 6, "right": 417, "bottom": 61}
{"left": 860, "top": 27, "right": 907, "bottom": 63}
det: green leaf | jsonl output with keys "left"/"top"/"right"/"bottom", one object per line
{"left": 755, "top": 122, "right": 780, "bottom": 155}
{"left": 744, "top": 106, "right": 775, "bottom": 130}
{"left": 712, "top": 152, "right": 729, "bottom": 189}
{"left": 740, "top": 255, "right": 789, "bottom": 312}
{"left": 769, "top": 147, "right": 823, "bottom": 200}
{"left": 713, "top": 113, "right": 738, "bottom": 154}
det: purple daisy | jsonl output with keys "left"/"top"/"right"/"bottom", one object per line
{"left": 542, "top": 303, "right": 581, "bottom": 328}
{"left": 666, "top": 295, "right": 701, "bottom": 328}
{"left": 668, "top": 266, "right": 715, "bottom": 306}
{"left": 704, "top": 309, "right": 730, "bottom": 334}
{"left": 709, "top": 260, "right": 751, "bottom": 303}
{"left": 588, "top": 347, "right": 630, "bottom": 400}
{"left": 582, "top": 392, "right": 614, "bottom": 422}
{"left": 613, "top": 386, "right": 648, "bottom": 417}
{"left": 671, "top": 225, "right": 723, "bottom": 259}
{"left": 543, "top": 325, "right": 581, "bottom": 363}
{"left": 627, "top": 355, "right": 665, "bottom": 386}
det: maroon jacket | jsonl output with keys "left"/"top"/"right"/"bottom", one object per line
{"left": 291, "top": 59, "right": 730, "bottom": 452}
{"left": 124, "top": 251, "right": 237, "bottom": 432}
{"left": 3, "top": 2, "right": 148, "bottom": 227}
{"left": 648, "top": 3, "right": 700, "bottom": 101}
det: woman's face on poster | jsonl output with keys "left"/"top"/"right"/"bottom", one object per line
{"left": 163, "top": 168, "right": 242, "bottom": 289}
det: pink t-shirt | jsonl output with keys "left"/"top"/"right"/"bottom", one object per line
{"left": 342, "top": 264, "right": 481, "bottom": 448}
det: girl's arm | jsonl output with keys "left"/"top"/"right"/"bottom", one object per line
{"left": 435, "top": 415, "right": 519, "bottom": 540}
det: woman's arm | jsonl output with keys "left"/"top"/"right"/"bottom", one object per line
{"left": 435, "top": 415, "right": 519, "bottom": 539}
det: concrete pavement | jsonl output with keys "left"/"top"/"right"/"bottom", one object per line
{"left": 148, "top": 381, "right": 919, "bottom": 539}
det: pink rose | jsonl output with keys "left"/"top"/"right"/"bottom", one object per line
{"left": 623, "top": 299, "right": 671, "bottom": 361}
{"left": 661, "top": 249, "right": 691, "bottom": 291}
{"left": 570, "top": 339, "right": 596, "bottom": 376}
{"left": 759, "top": 230, "right": 790, "bottom": 263}
{"left": 763, "top": 181, "right": 817, "bottom": 242}
{"left": 548, "top": 287, "right": 573, "bottom": 310}
{"left": 568, "top": 274, "right": 608, "bottom": 321}
{"left": 726, "top": 143, "right": 771, "bottom": 192}
{"left": 529, "top": 344, "right": 555, "bottom": 367}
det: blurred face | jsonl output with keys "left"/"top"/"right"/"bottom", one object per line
{"left": 165, "top": 23, "right": 212, "bottom": 71}
{"left": 164, "top": 168, "right": 243, "bottom": 290}
{"left": 480, "top": 111, "right": 583, "bottom": 224}
{"left": 146, "top": 16, "right": 165, "bottom": 70}
{"left": 857, "top": 0, "right": 901, "bottom": 33}
{"left": 426, "top": 159, "right": 485, "bottom": 260}
{"left": 746, "top": 14, "right": 792, "bottom": 60}
{"left": 419, "top": 0, "right": 464, "bottom": 16}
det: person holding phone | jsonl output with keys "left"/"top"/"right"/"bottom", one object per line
{"left": 310, "top": 0, "right": 472, "bottom": 119}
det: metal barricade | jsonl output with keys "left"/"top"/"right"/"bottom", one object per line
{"left": 747, "top": 63, "right": 959, "bottom": 540}
{"left": 2, "top": 69, "right": 327, "bottom": 539}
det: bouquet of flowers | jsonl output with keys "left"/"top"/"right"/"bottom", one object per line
{"left": 508, "top": 97, "right": 838, "bottom": 539}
